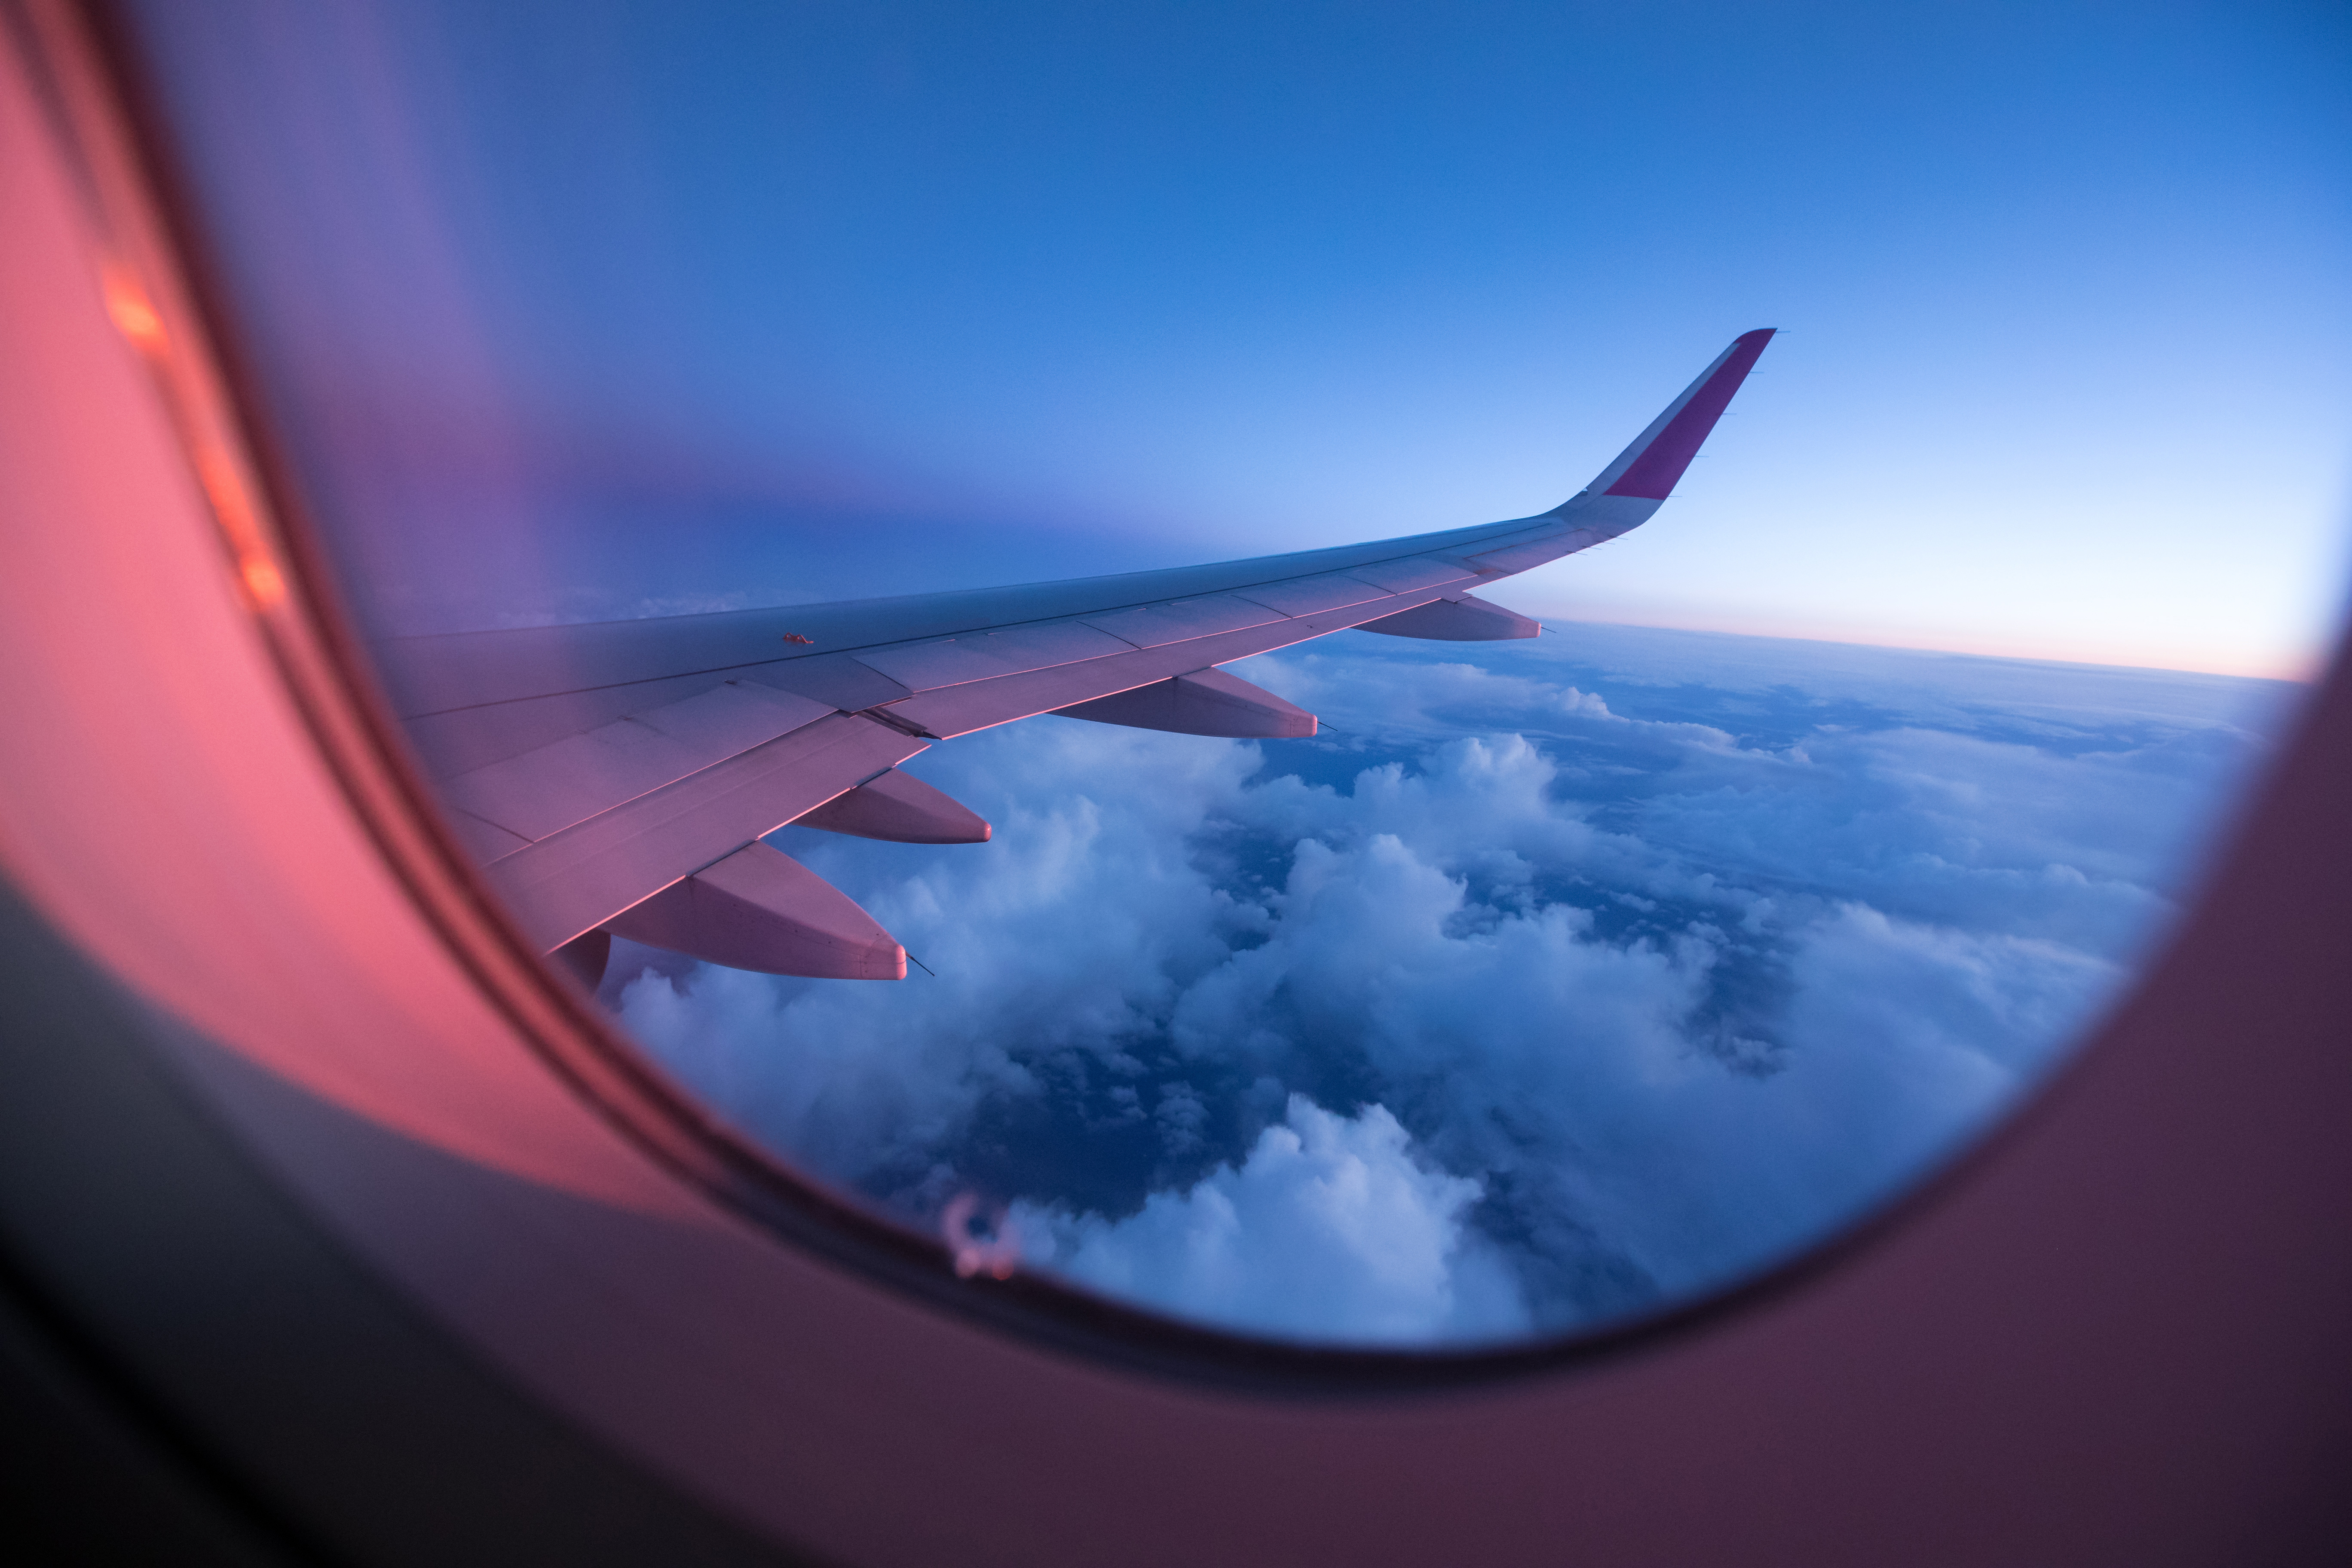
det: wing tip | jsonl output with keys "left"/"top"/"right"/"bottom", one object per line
{"left": 1599, "top": 329, "right": 1778, "bottom": 500}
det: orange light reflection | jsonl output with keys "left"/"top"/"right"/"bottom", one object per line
{"left": 100, "top": 262, "right": 164, "bottom": 352}
{"left": 194, "top": 444, "right": 286, "bottom": 609}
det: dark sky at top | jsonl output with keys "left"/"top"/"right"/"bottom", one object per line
{"left": 127, "top": 0, "right": 2352, "bottom": 672}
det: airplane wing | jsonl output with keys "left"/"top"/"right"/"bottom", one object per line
{"left": 376, "top": 329, "right": 1775, "bottom": 982}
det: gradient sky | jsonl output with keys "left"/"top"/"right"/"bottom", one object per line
{"left": 137, "top": 0, "right": 2352, "bottom": 674}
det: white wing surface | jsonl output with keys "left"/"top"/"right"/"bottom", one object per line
{"left": 378, "top": 330, "right": 1775, "bottom": 980}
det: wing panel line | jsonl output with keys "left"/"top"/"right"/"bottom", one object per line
{"left": 484, "top": 712, "right": 927, "bottom": 951}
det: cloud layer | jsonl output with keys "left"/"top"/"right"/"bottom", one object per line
{"left": 1017, "top": 1095, "right": 1528, "bottom": 1343}
{"left": 609, "top": 624, "right": 2288, "bottom": 1344}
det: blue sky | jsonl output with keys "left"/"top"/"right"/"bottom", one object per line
{"left": 135, "top": 0, "right": 2352, "bottom": 672}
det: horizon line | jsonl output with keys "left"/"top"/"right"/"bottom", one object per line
{"left": 1519, "top": 605, "right": 2328, "bottom": 683}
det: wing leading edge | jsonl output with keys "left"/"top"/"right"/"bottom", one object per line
{"left": 389, "top": 330, "right": 1774, "bottom": 982}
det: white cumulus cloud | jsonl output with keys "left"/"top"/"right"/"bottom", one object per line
{"left": 604, "top": 625, "right": 2287, "bottom": 1343}
{"left": 1016, "top": 1095, "right": 1529, "bottom": 1344}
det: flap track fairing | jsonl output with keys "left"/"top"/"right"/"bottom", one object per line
{"left": 1050, "top": 667, "right": 1316, "bottom": 739}
{"left": 607, "top": 841, "right": 906, "bottom": 980}
{"left": 1355, "top": 593, "right": 1541, "bottom": 642}
{"left": 794, "top": 768, "right": 991, "bottom": 843}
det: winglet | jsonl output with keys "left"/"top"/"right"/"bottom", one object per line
{"left": 1571, "top": 328, "right": 1775, "bottom": 505}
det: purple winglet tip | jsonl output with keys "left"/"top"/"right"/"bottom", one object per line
{"left": 1604, "top": 328, "right": 1776, "bottom": 501}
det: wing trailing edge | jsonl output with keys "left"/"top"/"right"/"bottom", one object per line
{"left": 484, "top": 711, "right": 925, "bottom": 954}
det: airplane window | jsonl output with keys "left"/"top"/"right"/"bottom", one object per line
{"left": 111, "top": 1, "right": 2351, "bottom": 1354}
